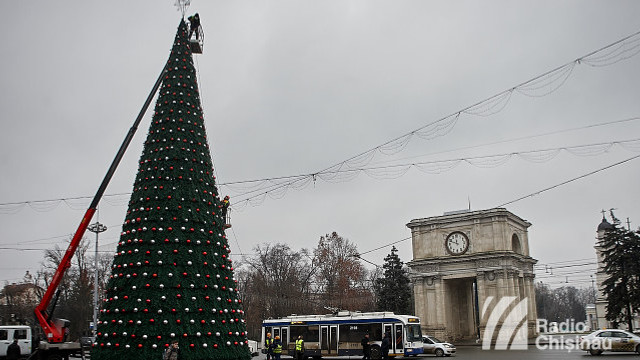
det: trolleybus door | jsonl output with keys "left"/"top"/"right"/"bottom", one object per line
{"left": 281, "top": 327, "right": 289, "bottom": 351}
{"left": 320, "top": 325, "right": 338, "bottom": 355}
{"left": 383, "top": 324, "right": 393, "bottom": 352}
{"left": 394, "top": 324, "right": 404, "bottom": 354}
{"left": 272, "top": 327, "right": 289, "bottom": 344}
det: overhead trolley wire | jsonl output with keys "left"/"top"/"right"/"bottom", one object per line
{"left": 496, "top": 154, "right": 640, "bottom": 208}
{"left": 228, "top": 29, "right": 640, "bottom": 207}
{"left": 2, "top": 118, "right": 639, "bottom": 214}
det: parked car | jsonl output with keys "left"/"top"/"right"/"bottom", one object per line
{"left": 579, "top": 329, "right": 640, "bottom": 355}
{"left": 0, "top": 325, "right": 32, "bottom": 357}
{"left": 422, "top": 335, "right": 456, "bottom": 357}
{"left": 247, "top": 339, "right": 259, "bottom": 357}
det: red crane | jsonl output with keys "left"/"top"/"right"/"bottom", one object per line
{"left": 32, "top": 65, "right": 167, "bottom": 358}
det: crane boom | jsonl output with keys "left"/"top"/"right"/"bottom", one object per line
{"left": 34, "top": 65, "right": 167, "bottom": 343}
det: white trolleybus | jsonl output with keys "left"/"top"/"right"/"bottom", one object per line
{"left": 262, "top": 311, "right": 424, "bottom": 359}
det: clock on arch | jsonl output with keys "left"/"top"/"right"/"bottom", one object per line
{"left": 445, "top": 231, "right": 470, "bottom": 255}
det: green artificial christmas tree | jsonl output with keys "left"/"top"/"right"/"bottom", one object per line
{"left": 92, "top": 19, "right": 251, "bottom": 360}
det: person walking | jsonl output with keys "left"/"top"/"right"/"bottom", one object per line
{"left": 272, "top": 336, "right": 283, "bottom": 360}
{"left": 264, "top": 332, "right": 274, "bottom": 360}
{"left": 163, "top": 340, "right": 180, "bottom": 360}
{"left": 381, "top": 332, "right": 390, "bottom": 360}
{"left": 361, "top": 334, "right": 370, "bottom": 360}
{"left": 295, "top": 335, "right": 305, "bottom": 360}
{"left": 7, "top": 339, "right": 20, "bottom": 360}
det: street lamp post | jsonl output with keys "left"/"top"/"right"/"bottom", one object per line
{"left": 87, "top": 221, "right": 107, "bottom": 339}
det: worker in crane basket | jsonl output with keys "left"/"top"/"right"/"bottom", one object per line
{"left": 188, "top": 13, "right": 201, "bottom": 39}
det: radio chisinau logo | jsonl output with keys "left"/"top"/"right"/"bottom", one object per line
{"left": 482, "top": 296, "right": 528, "bottom": 350}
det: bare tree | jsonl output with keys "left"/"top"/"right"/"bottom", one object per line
{"left": 239, "top": 243, "right": 315, "bottom": 339}
{"left": 36, "top": 236, "right": 93, "bottom": 339}
{"left": 313, "top": 232, "right": 373, "bottom": 312}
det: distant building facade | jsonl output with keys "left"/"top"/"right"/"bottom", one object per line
{"left": 407, "top": 208, "right": 538, "bottom": 341}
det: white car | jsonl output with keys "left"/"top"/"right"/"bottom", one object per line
{"left": 579, "top": 329, "right": 640, "bottom": 355}
{"left": 422, "top": 336, "right": 456, "bottom": 357}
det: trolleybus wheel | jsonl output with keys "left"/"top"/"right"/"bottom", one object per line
{"left": 370, "top": 345, "right": 382, "bottom": 360}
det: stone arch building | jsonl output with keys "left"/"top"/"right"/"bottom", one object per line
{"left": 407, "top": 208, "right": 538, "bottom": 341}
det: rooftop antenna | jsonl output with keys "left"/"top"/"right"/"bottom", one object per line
{"left": 174, "top": 0, "right": 191, "bottom": 18}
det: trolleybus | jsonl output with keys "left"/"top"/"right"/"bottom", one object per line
{"left": 262, "top": 311, "right": 424, "bottom": 359}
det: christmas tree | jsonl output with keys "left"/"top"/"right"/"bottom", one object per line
{"left": 91, "top": 19, "right": 251, "bottom": 360}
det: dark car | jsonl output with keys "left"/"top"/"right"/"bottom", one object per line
{"left": 80, "top": 336, "right": 95, "bottom": 347}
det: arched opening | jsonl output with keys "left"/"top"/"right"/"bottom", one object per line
{"left": 512, "top": 234, "right": 522, "bottom": 254}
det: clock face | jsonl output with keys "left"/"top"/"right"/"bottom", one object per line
{"left": 445, "top": 232, "right": 469, "bottom": 255}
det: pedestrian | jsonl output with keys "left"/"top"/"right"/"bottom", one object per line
{"left": 361, "top": 334, "right": 370, "bottom": 360}
{"left": 381, "top": 332, "right": 390, "bottom": 360}
{"left": 163, "top": 340, "right": 180, "bottom": 360}
{"left": 264, "top": 332, "right": 274, "bottom": 360}
{"left": 187, "top": 13, "right": 201, "bottom": 39}
{"left": 7, "top": 339, "right": 20, "bottom": 360}
{"left": 272, "top": 336, "right": 283, "bottom": 360}
{"left": 295, "top": 335, "right": 305, "bottom": 360}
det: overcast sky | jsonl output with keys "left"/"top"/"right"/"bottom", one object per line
{"left": 1, "top": 1, "right": 639, "bottom": 290}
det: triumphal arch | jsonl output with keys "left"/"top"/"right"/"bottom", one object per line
{"left": 407, "top": 208, "right": 538, "bottom": 341}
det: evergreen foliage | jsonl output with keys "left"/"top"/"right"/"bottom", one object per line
{"left": 600, "top": 211, "right": 640, "bottom": 331}
{"left": 374, "top": 246, "right": 412, "bottom": 314}
{"left": 91, "top": 20, "right": 250, "bottom": 360}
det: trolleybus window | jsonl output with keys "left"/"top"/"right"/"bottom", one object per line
{"left": 406, "top": 324, "right": 423, "bottom": 342}
{"left": 290, "top": 325, "right": 319, "bottom": 342}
